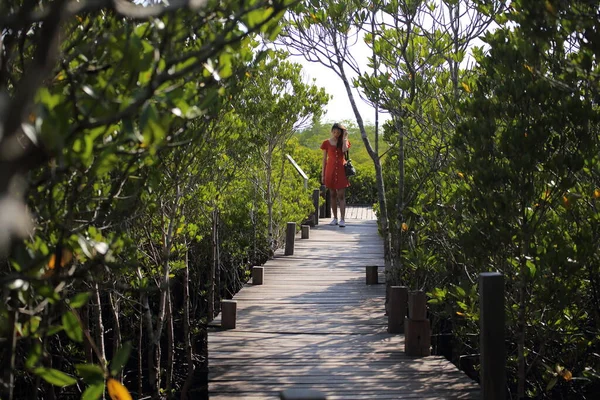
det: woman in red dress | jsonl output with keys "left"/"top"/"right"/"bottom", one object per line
{"left": 320, "top": 122, "right": 351, "bottom": 227}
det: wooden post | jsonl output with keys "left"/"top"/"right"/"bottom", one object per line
{"left": 252, "top": 266, "right": 264, "bottom": 285}
{"left": 365, "top": 266, "right": 378, "bottom": 285}
{"left": 280, "top": 389, "right": 326, "bottom": 400}
{"left": 221, "top": 300, "right": 236, "bottom": 329}
{"left": 388, "top": 286, "right": 408, "bottom": 333}
{"left": 408, "top": 290, "right": 427, "bottom": 320}
{"left": 301, "top": 225, "right": 310, "bottom": 239}
{"left": 480, "top": 272, "right": 506, "bottom": 400}
{"left": 319, "top": 185, "right": 331, "bottom": 219}
{"left": 319, "top": 185, "right": 327, "bottom": 219}
{"left": 404, "top": 290, "right": 431, "bottom": 356}
{"left": 312, "top": 189, "right": 320, "bottom": 226}
{"left": 284, "top": 222, "right": 296, "bottom": 256}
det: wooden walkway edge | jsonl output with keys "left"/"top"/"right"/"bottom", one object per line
{"left": 208, "top": 207, "right": 479, "bottom": 399}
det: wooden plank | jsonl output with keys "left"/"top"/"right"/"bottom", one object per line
{"left": 208, "top": 209, "right": 478, "bottom": 399}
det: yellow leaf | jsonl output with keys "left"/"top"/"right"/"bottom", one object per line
{"left": 107, "top": 378, "right": 132, "bottom": 400}
{"left": 456, "top": 312, "right": 465, "bottom": 317}
{"left": 545, "top": 0, "right": 556, "bottom": 15}
{"left": 593, "top": 189, "right": 600, "bottom": 199}
{"left": 401, "top": 223, "right": 408, "bottom": 232}
{"left": 541, "top": 189, "right": 551, "bottom": 201}
{"left": 524, "top": 64, "right": 534, "bottom": 73}
{"left": 561, "top": 369, "right": 573, "bottom": 381}
{"left": 461, "top": 82, "right": 471, "bottom": 93}
{"left": 457, "top": 172, "right": 465, "bottom": 179}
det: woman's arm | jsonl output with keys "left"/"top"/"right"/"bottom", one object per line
{"left": 342, "top": 130, "right": 349, "bottom": 152}
{"left": 321, "top": 150, "right": 327, "bottom": 184}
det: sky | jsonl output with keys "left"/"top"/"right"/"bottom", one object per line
{"left": 287, "top": 45, "right": 392, "bottom": 126}
{"left": 288, "top": 53, "right": 385, "bottom": 125}
{"left": 282, "top": 2, "right": 496, "bottom": 127}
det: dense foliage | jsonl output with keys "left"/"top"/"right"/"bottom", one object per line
{"left": 0, "top": 1, "right": 326, "bottom": 399}
{"left": 284, "top": 0, "right": 600, "bottom": 398}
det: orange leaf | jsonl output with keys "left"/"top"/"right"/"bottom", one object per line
{"left": 47, "top": 250, "right": 73, "bottom": 270}
{"left": 561, "top": 369, "right": 573, "bottom": 381}
{"left": 107, "top": 378, "right": 132, "bottom": 400}
{"left": 401, "top": 223, "right": 408, "bottom": 232}
{"left": 456, "top": 312, "right": 465, "bottom": 317}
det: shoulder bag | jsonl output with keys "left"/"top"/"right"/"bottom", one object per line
{"left": 344, "top": 149, "right": 356, "bottom": 178}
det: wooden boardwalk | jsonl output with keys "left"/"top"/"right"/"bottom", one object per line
{"left": 208, "top": 207, "right": 479, "bottom": 399}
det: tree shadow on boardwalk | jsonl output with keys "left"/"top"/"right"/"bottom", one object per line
{"left": 208, "top": 220, "right": 479, "bottom": 399}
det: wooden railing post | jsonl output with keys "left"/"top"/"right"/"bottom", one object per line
{"left": 312, "top": 189, "right": 320, "bottom": 226}
{"left": 221, "top": 300, "right": 237, "bottom": 329}
{"left": 365, "top": 266, "right": 378, "bottom": 285}
{"left": 404, "top": 290, "right": 431, "bottom": 356}
{"left": 319, "top": 185, "right": 331, "bottom": 219}
{"left": 480, "top": 272, "right": 506, "bottom": 400}
{"left": 388, "top": 286, "right": 408, "bottom": 333}
{"left": 252, "top": 266, "right": 264, "bottom": 285}
{"left": 284, "top": 222, "right": 296, "bottom": 256}
{"left": 301, "top": 225, "right": 310, "bottom": 239}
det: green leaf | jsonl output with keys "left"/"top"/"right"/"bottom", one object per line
{"left": 62, "top": 311, "right": 83, "bottom": 342}
{"left": 218, "top": 52, "right": 233, "bottom": 79}
{"left": 47, "top": 325, "right": 64, "bottom": 336}
{"left": 526, "top": 260, "right": 537, "bottom": 278}
{"left": 26, "top": 342, "right": 42, "bottom": 370}
{"left": 110, "top": 342, "right": 133, "bottom": 377}
{"left": 33, "top": 367, "right": 77, "bottom": 387}
{"left": 82, "top": 382, "right": 105, "bottom": 400}
{"left": 244, "top": 8, "right": 272, "bottom": 28}
{"left": 37, "top": 88, "right": 62, "bottom": 110}
{"left": 23, "top": 316, "right": 41, "bottom": 336}
{"left": 96, "top": 153, "right": 119, "bottom": 177}
{"left": 140, "top": 103, "right": 165, "bottom": 147}
{"left": 38, "top": 285, "right": 61, "bottom": 303}
{"left": 546, "top": 376, "right": 558, "bottom": 392}
{"left": 68, "top": 292, "right": 91, "bottom": 309}
{"left": 76, "top": 364, "right": 105, "bottom": 385}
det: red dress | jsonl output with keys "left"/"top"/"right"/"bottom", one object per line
{"left": 321, "top": 139, "right": 351, "bottom": 189}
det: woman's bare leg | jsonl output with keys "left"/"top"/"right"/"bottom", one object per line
{"left": 329, "top": 188, "right": 338, "bottom": 219}
{"left": 337, "top": 188, "right": 346, "bottom": 221}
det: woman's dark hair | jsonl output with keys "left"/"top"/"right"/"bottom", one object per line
{"left": 332, "top": 122, "right": 347, "bottom": 149}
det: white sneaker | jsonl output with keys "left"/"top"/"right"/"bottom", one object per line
{"left": 339, "top": 219, "right": 346, "bottom": 227}
{"left": 329, "top": 218, "right": 338, "bottom": 225}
